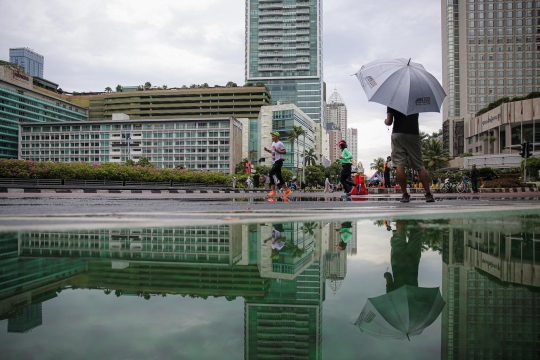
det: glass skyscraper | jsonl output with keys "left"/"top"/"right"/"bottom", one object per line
{"left": 245, "top": 0, "right": 324, "bottom": 124}
{"left": 9, "top": 48, "right": 44, "bottom": 78}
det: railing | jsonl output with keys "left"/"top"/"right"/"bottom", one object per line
{"left": 0, "top": 178, "right": 222, "bottom": 189}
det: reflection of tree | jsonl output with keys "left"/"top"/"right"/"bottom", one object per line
{"left": 104, "top": 289, "right": 111, "bottom": 295}
{"left": 284, "top": 241, "right": 305, "bottom": 258}
{"left": 302, "top": 222, "right": 318, "bottom": 236}
{"left": 373, "top": 220, "right": 385, "bottom": 227}
{"left": 115, "top": 290, "right": 122, "bottom": 297}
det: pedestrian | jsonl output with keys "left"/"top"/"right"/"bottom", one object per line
{"left": 264, "top": 173, "right": 270, "bottom": 189}
{"left": 264, "top": 131, "right": 292, "bottom": 198}
{"left": 324, "top": 177, "right": 332, "bottom": 192}
{"left": 385, "top": 107, "right": 435, "bottom": 203}
{"left": 253, "top": 172, "right": 260, "bottom": 188}
{"left": 246, "top": 176, "right": 251, "bottom": 188}
{"left": 384, "top": 156, "right": 392, "bottom": 188}
{"left": 337, "top": 140, "right": 356, "bottom": 195}
{"left": 470, "top": 164, "right": 480, "bottom": 193}
{"left": 232, "top": 176, "right": 237, "bottom": 189}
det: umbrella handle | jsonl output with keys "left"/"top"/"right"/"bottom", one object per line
{"left": 407, "top": 58, "right": 411, "bottom": 65}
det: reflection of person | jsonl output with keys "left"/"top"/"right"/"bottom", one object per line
{"left": 385, "top": 108, "right": 435, "bottom": 203}
{"left": 337, "top": 141, "right": 356, "bottom": 195}
{"left": 263, "top": 224, "right": 286, "bottom": 258}
{"left": 264, "top": 131, "right": 291, "bottom": 198}
{"left": 384, "top": 156, "right": 392, "bottom": 188}
{"left": 384, "top": 220, "right": 423, "bottom": 293}
{"left": 336, "top": 221, "right": 353, "bottom": 250}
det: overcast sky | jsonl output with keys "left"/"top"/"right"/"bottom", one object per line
{"left": 1, "top": 0, "right": 443, "bottom": 175}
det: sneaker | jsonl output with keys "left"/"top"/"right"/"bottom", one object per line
{"left": 283, "top": 189, "right": 291, "bottom": 197}
{"left": 266, "top": 198, "right": 276, "bottom": 202}
{"left": 399, "top": 193, "right": 410, "bottom": 203}
{"left": 282, "top": 197, "right": 290, "bottom": 203}
{"left": 425, "top": 193, "right": 435, "bottom": 203}
{"left": 267, "top": 190, "right": 277, "bottom": 197}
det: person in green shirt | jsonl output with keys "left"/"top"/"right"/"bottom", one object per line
{"left": 337, "top": 141, "right": 356, "bottom": 195}
{"left": 336, "top": 221, "right": 353, "bottom": 250}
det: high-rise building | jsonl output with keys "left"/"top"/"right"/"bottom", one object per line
{"left": 245, "top": 0, "right": 324, "bottom": 124}
{"left": 9, "top": 48, "right": 44, "bottom": 78}
{"left": 347, "top": 127, "right": 358, "bottom": 164}
{"left": 441, "top": 1, "right": 540, "bottom": 157}
{"left": 325, "top": 89, "right": 347, "bottom": 139}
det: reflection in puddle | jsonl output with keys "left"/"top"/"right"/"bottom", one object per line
{"left": 0, "top": 211, "right": 539, "bottom": 359}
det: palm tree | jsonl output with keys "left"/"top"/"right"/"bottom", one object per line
{"left": 115, "top": 84, "right": 123, "bottom": 92}
{"left": 370, "top": 157, "right": 385, "bottom": 175}
{"left": 422, "top": 138, "right": 450, "bottom": 171}
{"left": 104, "top": 87, "right": 112, "bottom": 93}
{"left": 287, "top": 125, "right": 305, "bottom": 179}
{"left": 304, "top": 148, "right": 318, "bottom": 166}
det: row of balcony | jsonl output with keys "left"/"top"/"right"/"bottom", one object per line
{"left": 259, "top": 2, "right": 310, "bottom": 10}
{"left": 259, "top": 30, "right": 310, "bottom": 36}
{"left": 259, "top": 44, "right": 310, "bottom": 50}
{"left": 259, "top": 65, "right": 310, "bottom": 72}
{"left": 259, "top": 50, "right": 310, "bottom": 57}
{"left": 259, "top": 22, "right": 310, "bottom": 29}
{"left": 259, "top": 16, "right": 309, "bottom": 23}
{"left": 259, "top": 9, "right": 309, "bottom": 16}
{"left": 259, "top": 37, "right": 310, "bottom": 44}
{"left": 259, "top": 58, "right": 310, "bottom": 64}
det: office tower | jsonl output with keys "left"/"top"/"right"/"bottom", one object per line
{"left": 347, "top": 127, "right": 358, "bottom": 164}
{"left": 245, "top": 0, "right": 324, "bottom": 124}
{"left": 9, "top": 48, "right": 44, "bottom": 78}
{"left": 441, "top": 1, "right": 539, "bottom": 157}
{"left": 325, "top": 89, "right": 347, "bottom": 140}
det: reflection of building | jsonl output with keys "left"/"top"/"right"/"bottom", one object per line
{"left": 18, "top": 116, "right": 243, "bottom": 171}
{"left": 7, "top": 303, "right": 42, "bottom": 334}
{"left": 246, "top": 221, "right": 324, "bottom": 360}
{"left": 441, "top": 219, "right": 540, "bottom": 360}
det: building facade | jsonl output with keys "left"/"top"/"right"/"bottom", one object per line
{"left": 0, "top": 64, "right": 88, "bottom": 159}
{"left": 347, "top": 127, "right": 358, "bottom": 164}
{"left": 245, "top": 0, "right": 324, "bottom": 124}
{"left": 257, "top": 104, "right": 316, "bottom": 176}
{"left": 9, "top": 48, "right": 44, "bottom": 78}
{"left": 76, "top": 86, "right": 270, "bottom": 121}
{"left": 325, "top": 89, "right": 347, "bottom": 140}
{"left": 441, "top": 0, "right": 540, "bottom": 157}
{"left": 18, "top": 116, "right": 243, "bottom": 172}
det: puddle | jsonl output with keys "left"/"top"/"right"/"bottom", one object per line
{"left": 1, "top": 209, "right": 539, "bottom": 359}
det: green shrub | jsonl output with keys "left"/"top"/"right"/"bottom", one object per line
{"left": 478, "top": 166, "right": 497, "bottom": 180}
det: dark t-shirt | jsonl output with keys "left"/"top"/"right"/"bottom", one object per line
{"left": 387, "top": 107, "right": 419, "bottom": 135}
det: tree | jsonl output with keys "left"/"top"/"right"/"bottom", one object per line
{"left": 190, "top": 84, "right": 198, "bottom": 88}
{"left": 255, "top": 165, "right": 271, "bottom": 175}
{"left": 57, "top": 88, "right": 63, "bottom": 94}
{"left": 304, "top": 148, "right": 318, "bottom": 166}
{"left": 287, "top": 125, "right": 306, "bottom": 180}
{"left": 244, "top": 82, "right": 254, "bottom": 87}
{"left": 137, "top": 156, "right": 153, "bottom": 167}
{"left": 115, "top": 84, "right": 123, "bottom": 92}
{"left": 305, "top": 165, "right": 325, "bottom": 186}
{"left": 124, "top": 159, "right": 136, "bottom": 166}
{"left": 162, "top": 85, "right": 167, "bottom": 90}
{"left": 255, "top": 82, "right": 265, "bottom": 87}
{"left": 181, "top": 85, "right": 188, "bottom": 89}
{"left": 370, "top": 157, "right": 385, "bottom": 174}
{"left": 200, "top": 83, "right": 209, "bottom": 88}
{"left": 105, "top": 87, "right": 112, "bottom": 93}
{"left": 144, "top": 82, "right": 152, "bottom": 90}
{"left": 226, "top": 81, "right": 237, "bottom": 87}
{"left": 422, "top": 138, "right": 450, "bottom": 172}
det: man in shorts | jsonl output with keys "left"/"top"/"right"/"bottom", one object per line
{"left": 385, "top": 107, "right": 435, "bottom": 203}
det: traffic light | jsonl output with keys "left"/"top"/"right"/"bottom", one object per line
{"left": 525, "top": 142, "right": 532, "bottom": 159}
{"left": 519, "top": 142, "right": 526, "bottom": 158}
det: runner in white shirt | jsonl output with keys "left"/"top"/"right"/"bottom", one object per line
{"left": 263, "top": 131, "right": 292, "bottom": 198}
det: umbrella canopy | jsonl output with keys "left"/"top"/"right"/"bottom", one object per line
{"left": 368, "top": 173, "right": 382, "bottom": 182}
{"left": 354, "top": 285, "right": 445, "bottom": 340}
{"left": 355, "top": 58, "right": 446, "bottom": 116}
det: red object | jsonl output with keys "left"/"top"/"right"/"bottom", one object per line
{"left": 358, "top": 174, "right": 368, "bottom": 195}
{"left": 349, "top": 185, "right": 358, "bottom": 195}
{"left": 395, "top": 185, "right": 401, "bottom": 189}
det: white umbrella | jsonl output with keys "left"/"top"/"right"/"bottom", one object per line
{"left": 355, "top": 58, "right": 446, "bottom": 116}
{"left": 354, "top": 285, "right": 445, "bottom": 341}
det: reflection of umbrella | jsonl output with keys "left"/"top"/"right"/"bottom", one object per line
{"left": 354, "top": 285, "right": 445, "bottom": 340}
{"left": 355, "top": 58, "right": 446, "bottom": 116}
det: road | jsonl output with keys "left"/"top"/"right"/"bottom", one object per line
{"left": 1, "top": 191, "right": 539, "bottom": 230}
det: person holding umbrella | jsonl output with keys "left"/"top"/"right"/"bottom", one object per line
{"left": 355, "top": 58, "right": 445, "bottom": 203}
{"left": 385, "top": 109, "right": 435, "bottom": 202}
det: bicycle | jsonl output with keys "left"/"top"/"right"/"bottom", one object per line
{"left": 456, "top": 181, "right": 469, "bottom": 193}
